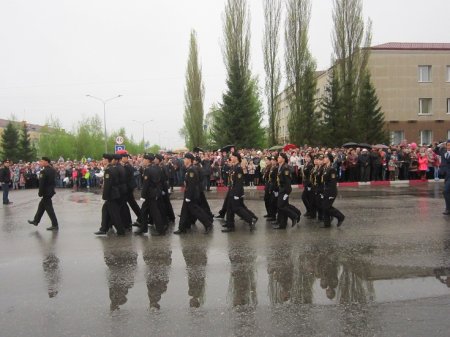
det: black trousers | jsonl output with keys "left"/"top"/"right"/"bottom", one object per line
{"left": 100, "top": 200, "right": 125, "bottom": 234}
{"left": 139, "top": 197, "right": 166, "bottom": 233}
{"left": 302, "top": 187, "right": 314, "bottom": 215}
{"left": 276, "top": 195, "right": 300, "bottom": 228}
{"left": 34, "top": 196, "right": 58, "bottom": 227}
{"left": 225, "top": 195, "right": 256, "bottom": 227}
{"left": 162, "top": 193, "right": 175, "bottom": 222}
{"left": 119, "top": 197, "right": 132, "bottom": 228}
{"left": 126, "top": 191, "right": 141, "bottom": 218}
{"left": 314, "top": 191, "right": 324, "bottom": 220}
{"left": 218, "top": 190, "right": 230, "bottom": 216}
{"left": 178, "top": 200, "right": 211, "bottom": 231}
{"left": 321, "top": 195, "right": 344, "bottom": 225}
{"left": 264, "top": 189, "right": 277, "bottom": 217}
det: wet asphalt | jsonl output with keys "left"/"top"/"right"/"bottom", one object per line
{"left": 1, "top": 183, "right": 450, "bottom": 337}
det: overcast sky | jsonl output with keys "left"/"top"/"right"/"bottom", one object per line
{"left": 1, "top": 0, "right": 449, "bottom": 148}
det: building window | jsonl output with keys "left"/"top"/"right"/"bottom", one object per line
{"left": 448, "top": 98, "right": 450, "bottom": 114}
{"left": 418, "top": 65, "right": 432, "bottom": 82}
{"left": 448, "top": 130, "right": 450, "bottom": 140}
{"left": 420, "top": 130, "right": 432, "bottom": 146}
{"left": 419, "top": 98, "right": 432, "bottom": 115}
{"left": 390, "top": 130, "right": 404, "bottom": 145}
{"left": 447, "top": 66, "right": 450, "bottom": 82}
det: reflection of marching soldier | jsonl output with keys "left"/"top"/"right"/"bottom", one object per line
{"left": 174, "top": 153, "right": 213, "bottom": 234}
{"left": 94, "top": 154, "right": 125, "bottom": 236}
{"left": 34, "top": 231, "right": 61, "bottom": 298}
{"left": 101, "top": 239, "right": 138, "bottom": 311}
{"left": 120, "top": 152, "right": 141, "bottom": 226}
{"left": 143, "top": 237, "right": 172, "bottom": 309}
{"left": 273, "top": 153, "right": 301, "bottom": 229}
{"left": 181, "top": 237, "right": 209, "bottom": 307}
{"left": 320, "top": 153, "right": 345, "bottom": 228}
{"left": 135, "top": 154, "right": 167, "bottom": 236}
{"left": 316, "top": 250, "right": 339, "bottom": 300}
{"left": 301, "top": 153, "right": 315, "bottom": 218}
{"left": 222, "top": 152, "right": 258, "bottom": 233}
{"left": 267, "top": 245, "right": 293, "bottom": 304}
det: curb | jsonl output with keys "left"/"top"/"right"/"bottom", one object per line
{"left": 171, "top": 179, "right": 443, "bottom": 192}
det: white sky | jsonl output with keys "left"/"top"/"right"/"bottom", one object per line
{"left": 1, "top": 0, "right": 449, "bottom": 148}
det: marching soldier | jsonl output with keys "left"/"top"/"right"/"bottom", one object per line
{"left": 120, "top": 151, "right": 141, "bottom": 225}
{"left": 273, "top": 153, "right": 301, "bottom": 230}
{"left": 28, "top": 157, "right": 59, "bottom": 231}
{"left": 114, "top": 154, "right": 131, "bottom": 231}
{"left": 222, "top": 152, "right": 258, "bottom": 233}
{"left": 263, "top": 156, "right": 274, "bottom": 219}
{"left": 320, "top": 153, "right": 345, "bottom": 228}
{"left": 301, "top": 153, "right": 315, "bottom": 218}
{"left": 194, "top": 156, "right": 214, "bottom": 221}
{"left": 311, "top": 154, "right": 325, "bottom": 222}
{"left": 94, "top": 154, "right": 125, "bottom": 236}
{"left": 156, "top": 153, "right": 176, "bottom": 224}
{"left": 173, "top": 153, "right": 213, "bottom": 234}
{"left": 135, "top": 153, "right": 166, "bottom": 236}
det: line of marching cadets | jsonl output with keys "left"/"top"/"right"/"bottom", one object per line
{"left": 95, "top": 150, "right": 345, "bottom": 237}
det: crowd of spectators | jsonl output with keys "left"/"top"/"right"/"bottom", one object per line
{"left": 0, "top": 141, "right": 444, "bottom": 192}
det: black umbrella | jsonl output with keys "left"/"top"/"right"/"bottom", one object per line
{"left": 193, "top": 147, "right": 205, "bottom": 153}
{"left": 219, "top": 144, "right": 235, "bottom": 153}
{"left": 342, "top": 142, "right": 358, "bottom": 148}
{"left": 357, "top": 143, "right": 372, "bottom": 149}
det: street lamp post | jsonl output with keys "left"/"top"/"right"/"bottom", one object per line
{"left": 86, "top": 94, "right": 122, "bottom": 153}
{"left": 133, "top": 119, "right": 153, "bottom": 153}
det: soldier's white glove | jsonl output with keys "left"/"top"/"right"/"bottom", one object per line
{"left": 233, "top": 196, "right": 239, "bottom": 200}
{"left": 185, "top": 198, "right": 191, "bottom": 203}
{"left": 328, "top": 196, "right": 334, "bottom": 200}
{"left": 162, "top": 191, "right": 166, "bottom": 196}
{"left": 307, "top": 187, "right": 311, "bottom": 191}
{"left": 320, "top": 194, "right": 324, "bottom": 199}
{"left": 283, "top": 194, "right": 288, "bottom": 201}
{"left": 140, "top": 198, "right": 145, "bottom": 201}
{"left": 274, "top": 191, "right": 279, "bottom": 197}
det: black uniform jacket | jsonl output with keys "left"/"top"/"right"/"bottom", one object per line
{"left": 229, "top": 164, "right": 245, "bottom": 198}
{"left": 277, "top": 164, "right": 292, "bottom": 195}
{"left": 38, "top": 166, "right": 56, "bottom": 198}
{"left": 0, "top": 167, "right": 11, "bottom": 184}
{"left": 302, "top": 162, "right": 314, "bottom": 187}
{"left": 124, "top": 162, "right": 137, "bottom": 191}
{"left": 102, "top": 165, "right": 120, "bottom": 201}
{"left": 184, "top": 165, "right": 200, "bottom": 201}
{"left": 116, "top": 164, "right": 128, "bottom": 196}
{"left": 322, "top": 166, "right": 338, "bottom": 197}
{"left": 141, "top": 164, "right": 162, "bottom": 200}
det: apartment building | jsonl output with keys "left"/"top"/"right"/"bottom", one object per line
{"left": 276, "top": 42, "right": 450, "bottom": 145}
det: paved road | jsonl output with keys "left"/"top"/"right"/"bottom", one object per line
{"left": 1, "top": 184, "right": 450, "bottom": 337}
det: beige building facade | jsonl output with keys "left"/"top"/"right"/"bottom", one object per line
{"left": 276, "top": 42, "right": 450, "bottom": 145}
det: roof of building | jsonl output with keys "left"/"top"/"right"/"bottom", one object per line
{"left": 371, "top": 42, "right": 450, "bottom": 51}
{"left": 0, "top": 118, "right": 45, "bottom": 132}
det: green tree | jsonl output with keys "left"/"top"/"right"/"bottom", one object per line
{"left": 263, "top": 0, "right": 282, "bottom": 146}
{"left": 18, "top": 122, "right": 36, "bottom": 162}
{"left": 332, "top": 0, "right": 372, "bottom": 141}
{"left": 73, "top": 115, "right": 104, "bottom": 159}
{"left": 183, "top": 30, "right": 205, "bottom": 150}
{"left": 212, "top": 0, "right": 265, "bottom": 148}
{"left": 285, "top": 0, "right": 318, "bottom": 146}
{"left": 38, "top": 117, "right": 76, "bottom": 160}
{"left": 320, "top": 69, "right": 345, "bottom": 146}
{"left": 356, "top": 72, "right": 388, "bottom": 144}
{"left": 0, "top": 121, "right": 20, "bottom": 161}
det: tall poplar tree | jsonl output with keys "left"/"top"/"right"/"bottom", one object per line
{"left": 183, "top": 30, "right": 205, "bottom": 149}
{"left": 263, "top": 0, "right": 282, "bottom": 146}
{"left": 212, "top": 0, "right": 264, "bottom": 148}
{"left": 332, "top": 0, "right": 372, "bottom": 141}
{"left": 1, "top": 121, "right": 19, "bottom": 162}
{"left": 284, "top": 0, "right": 318, "bottom": 146}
